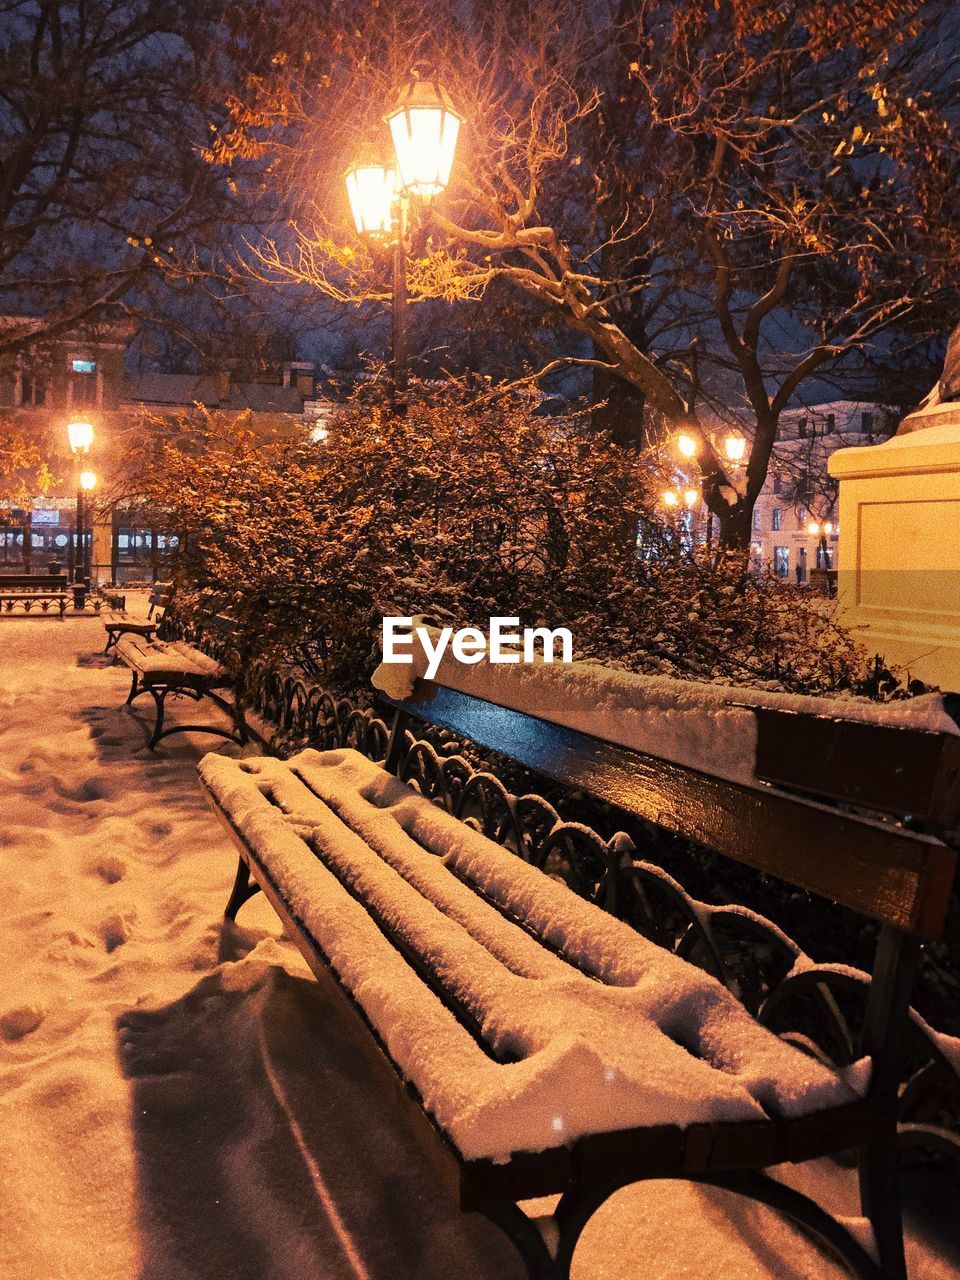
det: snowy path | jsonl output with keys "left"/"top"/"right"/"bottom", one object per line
{"left": 0, "top": 613, "right": 955, "bottom": 1280}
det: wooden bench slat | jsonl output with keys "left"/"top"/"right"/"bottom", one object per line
{"left": 751, "top": 705, "right": 960, "bottom": 835}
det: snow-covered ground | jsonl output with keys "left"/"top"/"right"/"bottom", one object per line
{"left": 1, "top": 609, "right": 956, "bottom": 1280}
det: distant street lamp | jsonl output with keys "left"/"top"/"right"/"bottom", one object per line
{"left": 807, "top": 518, "right": 835, "bottom": 569}
{"left": 345, "top": 73, "right": 463, "bottom": 413}
{"left": 724, "top": 432, "right": 746, "bottom": 465}
{"left": 676, "top": 432, "right": 698, "bottom": 460}
{"left": 662, "top": 489, "right": 680, "bottom": 508}
{"left": 67, "top": 419, "right": 94, "bottom": 454}
{"left": 67, "top": 419, "right": 94, "bottom": 583}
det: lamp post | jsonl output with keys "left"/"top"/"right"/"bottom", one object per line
{"left": 66, "top": 420, "right": 94, "bottom": 583}
{"left": 345, "top": 73, "right": 463, "bottom": 413}
{"left": 807, "top": 518, "right": 835, "bottom": 570}
{"left": 79, "top": 470, "right": 97, "bottom": 580}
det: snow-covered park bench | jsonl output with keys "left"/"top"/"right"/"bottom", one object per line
{"left": 116, "top": 627, "right": 248, "bottom": 750}
{"left": 102, "top": 580, "right": 172, "bottom": 652}
{"left": 0, "top": 571, "right": 69, "bottom": 619}
{"left": 198, "top": 646, "right": 959, "bottom": 1280}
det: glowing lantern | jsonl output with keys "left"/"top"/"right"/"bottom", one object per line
{"left": 345, "top": 162, "right": 398, "bottom": 238}
{"left": 385, "top": 76, "right": 463, "bottom": 198}
{"left": 683, "top": 487, "right": 700, "bottom": 508}
{"left": 79, "top": 470, "right": 97, "bottom": 491}
{"left": 662, "top": 490, "right": 679, "bottom": 508}
{"left": 67, "top": 420, "right": 94, "bottom": 454}
{"left": 676, "top": 432, "right": 698, "bottom": 460}
{"left": 808, "top": 521, "right": 821, "bottom": 536}
{"left": 724, "top": 433, "right": 746, "bottom": 464}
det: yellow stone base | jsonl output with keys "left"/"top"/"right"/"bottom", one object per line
{"left": 828, "top": 416, "right": 960, "bottom": 693}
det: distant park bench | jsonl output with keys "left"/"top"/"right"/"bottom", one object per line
{"left": 199, "top": 654, "right": 959, "bottom": 1280}
{"left": 0, "top": 572, "right": 69, "bottom": 619}
{"left": 102, "top": 581, "right": 172, "bottom": 652}
{"left": 115, "top": 612, "right": 247, "bottom": 750}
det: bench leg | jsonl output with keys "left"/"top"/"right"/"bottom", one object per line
{"left": 481, "top": 1204, "right": 565, "bottom": 1280}
{"left": 233, "top": 700, "right": 249, "bottom": 746}
{"left": 224, "top": 857, "right": 262, "bottom": 920}
{"left": 147, "top": 688, "right": 167, "bottom": 750}
{"left": 858, "top": 1129, "right": 907, "bottom": 1280}
{"left": 126, "top": 671, "right": 139, "bottom": 704}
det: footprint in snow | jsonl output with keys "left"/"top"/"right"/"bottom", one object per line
{"left": 92, "top": 854, "right": 126, "bottom": 884}
{"left": 100, "top": 910, "right": 136, "bottom": 952}
{"left": 1, "top": 1004, "right": 45, "bottom": 1041}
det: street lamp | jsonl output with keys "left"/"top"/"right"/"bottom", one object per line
{"left": 676, "top": 432, "right": 698, "bottom": 460}
{"left": 346, "top": 73, "right": 463, "bottom": 413}
{"left": 808, "top": 518, "right": 835, "bottom": 572}
{"left": 67, "top": 419, "right": 94, "bottom": 583}
{"left": 724, "top": 432, "right": 746, "bottom": 465}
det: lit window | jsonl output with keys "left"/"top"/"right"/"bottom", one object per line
{"left": 72, "top": 359, "right": 97, "bottom": 374}
{"left": 773, "top": 545, "right": 789, "bottom": 577}
{"left": 772, "top": 508, "right": 781, "bottom": 531}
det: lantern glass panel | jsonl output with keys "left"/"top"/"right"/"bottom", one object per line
{"left": 345, "top": 165, "right": 397, "bottom": 237}
{"left": 388, "top": 106, "right": 460, "bottom": 197}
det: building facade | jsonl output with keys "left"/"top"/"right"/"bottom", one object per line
{"left": 0, "top": 320, "right": 319, "bottom": 582}
{"left": 748, "top": 400, "right": 899, "bottom": 583}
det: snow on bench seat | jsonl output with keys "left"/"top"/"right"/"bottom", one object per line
{"left": 372, "top": 633, "right": 958, "bottom": 789}
{"left": 115, "top": 635, "right": 226, "bottom": 683}
{"left": 102, "top": 611, "right": 155, "bottom": 632}
{"left": 199, "top": 747, "right": 868, "bottom": 1163}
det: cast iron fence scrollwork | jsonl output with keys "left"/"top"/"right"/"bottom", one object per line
{"left": 176, "top": 613, "right": 960, "bottom": 1166}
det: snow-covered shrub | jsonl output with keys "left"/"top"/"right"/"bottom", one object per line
{"left": 123, "top": 382, "right": 867, "bottom": 694}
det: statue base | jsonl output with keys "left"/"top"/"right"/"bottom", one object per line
{"left": 828, "top": 411, "right": 960, "bottom": 693}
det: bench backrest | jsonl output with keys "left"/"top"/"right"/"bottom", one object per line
{"left": 381, "top": 682, "right": 958, "bottom": 942}
{"left": 0, "top": 573, "right": 68, "bottom": 590}
{"left": 148, "top": 581, "right": 174, "bottom": 616}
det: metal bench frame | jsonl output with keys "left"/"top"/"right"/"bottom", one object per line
{"left": 0, "top": 573, "right": 69, "bottom": 620}
{"left": 103, "top": 582, "right": 172, "bottom": 652}
{"left": 203, "top": 674, "right": 959, "bottom": 1280}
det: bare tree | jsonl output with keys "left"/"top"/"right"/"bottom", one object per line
{"left": 0, "top": 0, "right": 279, "bottom": 356}
{"left": 222, "top": 0, "right": 960, "bottom": 544}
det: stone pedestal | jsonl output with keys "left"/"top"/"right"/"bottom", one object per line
{"left": 828, "top": 405, "right": 960, "bottom": 692}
